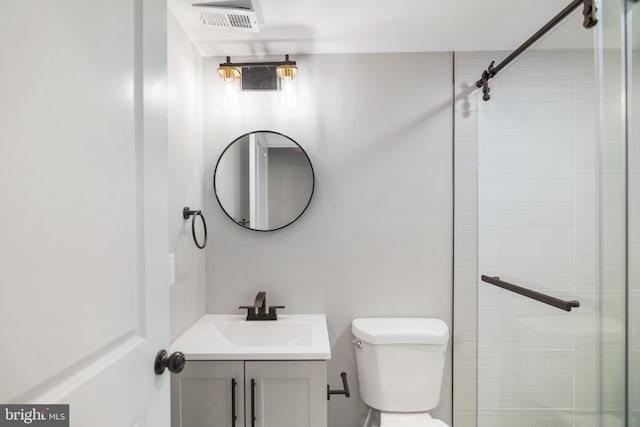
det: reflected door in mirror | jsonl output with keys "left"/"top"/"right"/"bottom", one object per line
{"left": 214, "top": 131, "right": 315, "bottom": 231}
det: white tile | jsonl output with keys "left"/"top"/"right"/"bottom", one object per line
{"left": 455, "top": 110, "right": 479, "bottom": 139}
{"left": 479, "top": 207, "right": 575, "bottom": 231}
{"left": 629, "top": 350, "right": 640, "bottom": 412}
{"left": 630, "top": 172, "right": 640, "bottom": 231}
{"left": 456, "top": 207, "right": 478, "bottom": 233}
{"left": 479, "top": 170, "right": 575, "bottom": 211}
{"left": 477, "top": 110, "right": 575, "bottom": 172}
{"left": 601, "top": 266, "right": 626, "bottom": 297}
{"left": 602, "top": 290, "right": 626, "bottom": 349}
{"left": 601, "top": 230, "right": 626, "bottom": 268}
{"left": 576, "top": 173, "right": 597, "bottom": 230}
{"left": 455, "top": 172, "right": 478, "bottom": 210}
{"left": 575, "top": 109, "right": 598, "bottom": 142}
{"left": 454, "top": 409, "right": 477, "bottom": 427}
{"left": 595, "top": 411, "right": 624, "bottom": 427}
{"left": 456, "top": 137, "right": 479, "bottom": 173}
{"left": 479, "top": 230, "right": 575, "bottom": 292}
{"left": 601, "top": 139, "right": 626, "bottom": 171}
{"left": 576, "top": 138, "right": 597, "bottom": 172}
{"left": 575, "top": 230, "right": 597, "bottom": 290}
{"left": 630, "top": 292, "right": 640, "bottom": 350}
{"left": 478, "top": 349, "right": 574, "bottom": 409}
{"left": 573, "top": 411, "right": 602, "bottom": 427}
{"left": 477, "top": 286, "right": 574, "bottom": 350}
{"left": 601, "top": 348, "right": 625, "bottom": 411}
{"left": 575, "top": 326, "right": 600, "bottom": 411}
{"left": 479, "top": 409, "right": 574, "bottom": 427}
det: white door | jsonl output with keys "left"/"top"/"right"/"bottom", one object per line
{"left": 249, "top": 134, "right": 269, "bottom": 229}
{"left": 172, "top": 361, "right": 244, "bottom": 427}
{"left": 0, "top": 1, "right": 170, "bottom": 426}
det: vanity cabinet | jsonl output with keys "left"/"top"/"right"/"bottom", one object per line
{"left": 171, "top": 361, "right": 244, "bottom": 427}
{"left": 245, "top": 361, "right": 327, "bottom": 427}
{"left": 172, "top": 361, "right": 327, "bottom": 427}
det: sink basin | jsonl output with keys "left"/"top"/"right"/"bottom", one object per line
{"left": 212, "top": 320, "right": 313, "bottom": 347}
{"left": 171, "top": 314, "right": 331, "bottom": 360}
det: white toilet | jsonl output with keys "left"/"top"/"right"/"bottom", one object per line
{"left": 352, "top": 318, "right": 450, "bottom": 427}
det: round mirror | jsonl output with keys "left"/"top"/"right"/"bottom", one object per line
{"left": 213, "top": 131, "right": 315, "bottom": 232}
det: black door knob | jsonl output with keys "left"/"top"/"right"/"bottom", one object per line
{"left": 154, "top": 349, "right": 186, "bottom": 375}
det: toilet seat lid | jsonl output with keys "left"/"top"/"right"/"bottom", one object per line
{"left": 380, "top": 412, "right": 449, "bottom": 427}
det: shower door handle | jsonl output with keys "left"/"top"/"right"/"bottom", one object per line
{"left": 481, "top": 275, "right": 580, "bottom": 312}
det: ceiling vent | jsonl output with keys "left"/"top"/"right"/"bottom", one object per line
{"left": 193, "top": 5, "right": 259, "bottom": 32}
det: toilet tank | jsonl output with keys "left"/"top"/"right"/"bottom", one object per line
{"left": 352, "top": 318, "right": 449, "bottom": 412}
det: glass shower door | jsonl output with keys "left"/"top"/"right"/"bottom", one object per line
{"left": 475, "top": 1, "right": 639, "bottom": 426}
{"left": 475, "top": 7, "right": 609, "bottom": 427}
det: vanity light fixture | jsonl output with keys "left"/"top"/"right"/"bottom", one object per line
{"left": 217, "top": 55, "right": 298, "bottom": 90}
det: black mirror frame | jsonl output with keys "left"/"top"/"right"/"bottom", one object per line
{"left": 213, "top": 130, "right": 315, "bottom": 232}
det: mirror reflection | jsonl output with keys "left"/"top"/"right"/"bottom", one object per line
{"left": 214, "top": 131, "right": 315, "bottom": 231}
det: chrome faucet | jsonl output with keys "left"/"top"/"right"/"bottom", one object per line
{"left": 239, "top": 291, "right": 285, "bottom": 321}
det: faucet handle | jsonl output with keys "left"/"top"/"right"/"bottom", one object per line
{"left": 268, "top": 305, "right": 285, "bottom": 315}
{"left": 239, "top": 305, "right": 259, "bottom": 321}
{"left": 266, "top": 305, "right": 285, "bottom": 321}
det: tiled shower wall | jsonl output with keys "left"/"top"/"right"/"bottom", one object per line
{"left": 453, "top": 51, "right": 483, "bottom": 427}
{"left": 454, "top": 48, "right": 600, "bottom": 427}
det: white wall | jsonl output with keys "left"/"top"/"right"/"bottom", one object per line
{"left": 215, "top": 135, "right": 250, "bottom": 223}
{"left": 202, "top": 52, "right": 454, "bottom": 426}
{"left": 167, "top": 12, "right": 206, "bottom": 340}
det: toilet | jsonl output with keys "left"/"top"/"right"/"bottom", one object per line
{"left": 352, "top": 318, "right": 450, "bottom": 427}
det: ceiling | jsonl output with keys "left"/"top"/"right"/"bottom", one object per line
{"left": 167, "top": 0, "right": 597, "bottom": 57}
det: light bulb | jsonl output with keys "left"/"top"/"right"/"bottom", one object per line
{"left": 276, "top": 60, "right": 298, "bottom": 105}
{"left": 217, "top": 66, "right": 241, "bottom": 83}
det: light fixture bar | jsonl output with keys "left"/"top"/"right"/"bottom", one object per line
{"left": 219, "top": 54, "right": 296, "bottom": 68}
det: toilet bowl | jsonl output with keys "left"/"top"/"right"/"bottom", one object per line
{"left": 352, "top": 318, "right": 450, "bottom": 427}
{"left": 378, "top": 412, "right": 449, "bottom": 427}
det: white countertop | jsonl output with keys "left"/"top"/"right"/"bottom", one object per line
{"left": 170, "top": 314, "right": 332, "bottom": 361}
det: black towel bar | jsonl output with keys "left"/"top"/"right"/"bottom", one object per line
{"left": 481, "top": 275, "right": 580, "bottom": 312}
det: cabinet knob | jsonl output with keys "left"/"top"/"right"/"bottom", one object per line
{"left": 154, "top": 349, "right": 186, "bottom": 375}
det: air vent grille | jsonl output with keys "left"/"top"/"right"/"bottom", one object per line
{"left": 195, "top": 7, "right": 259, "bottom": 32}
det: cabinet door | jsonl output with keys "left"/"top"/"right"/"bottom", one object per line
{"left": 245, "top": 361, "right": 327, "bottom": 427}
{"left": 172, "top": 361, "right": 244, "bottom": 427}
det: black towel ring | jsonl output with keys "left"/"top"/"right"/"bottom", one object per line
{"left": 183, "top": 207, "right": 207, "bottom": 249}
